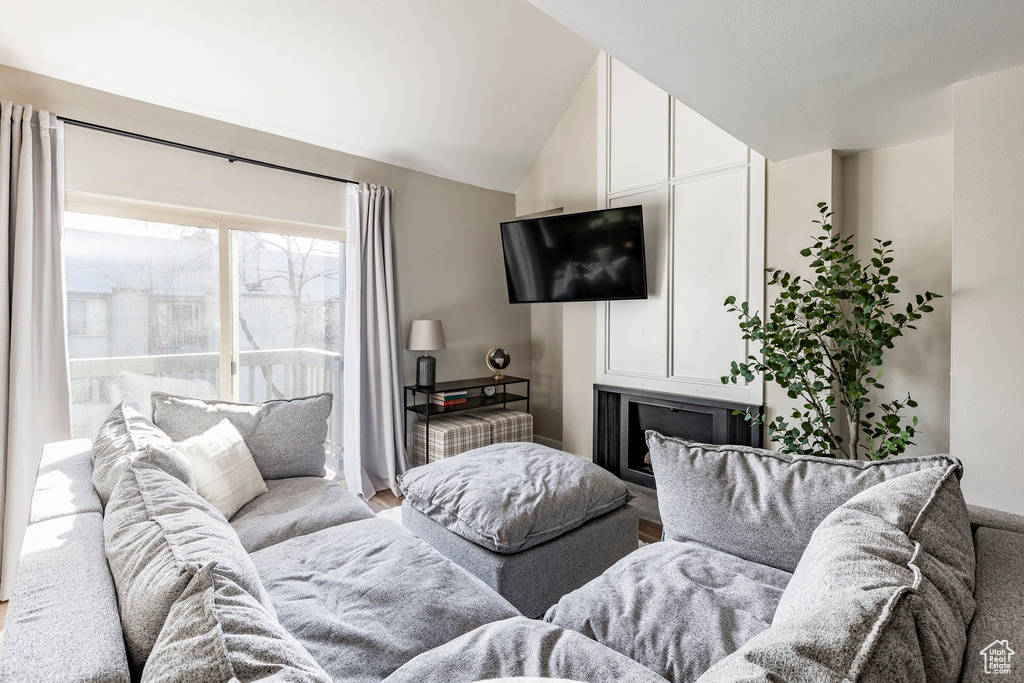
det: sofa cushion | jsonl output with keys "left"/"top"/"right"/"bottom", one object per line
{"left": 961, "top": 527, "right": 1024, "bottom": 681}
{"left": 160, "top": 418, "right": 267, "bottom": 519}
{"left": 0, "top": 512, "right": 130, "bottom": 683}
{"left": 230, "top": 476, "right": 375, "bottom": 553}
{"left": 29, "top": 438, "right": 102, "bottom": 523}
{"left": 151, "top": 391, "right": 332, "bottom": 479}
{"left": 103, "top": 462, "right": 275, "bottom": 672}
{"left": 141, "top": 564, "right": 331, "bottom": 683}
{"left": 91, "top": 402, "right": 194, "bottom": 506}
{"left": 398, "top": 442, "right": 632, "bottom": 554}
{"left": 647, "top": 430, "right": 959, "bottom": 572}
{"left": 383, "top": 616, "right": 666, "bottom": 683}
{"left": 545, "top": 539, "right": 791, "bottom": 682}
{"left": 250, "top": 517, "right": 520, "bottom": 681}
{"left": 699, "top": 464, "right": 976, "bottom": 683}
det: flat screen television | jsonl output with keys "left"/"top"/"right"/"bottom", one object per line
{"left": 499, "top": 206, "right": 648, "bottom": 304}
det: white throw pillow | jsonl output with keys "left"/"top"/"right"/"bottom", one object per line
{"left": 160, "top": 419, "right": 268, "bottom": 519}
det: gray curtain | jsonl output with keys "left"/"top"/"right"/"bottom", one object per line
{"left": 343, "top": 182, "right": 406, "bottom": 498}
{"left": 0, "top": 102, "right": 72, "bottom": 600}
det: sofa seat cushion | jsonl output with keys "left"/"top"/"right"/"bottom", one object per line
{"left": 151, "top": 391, "right": 332, "bottom": 480}
{"left": 250, "top": 517, "right": 519, "bottom": 682}
{"left": 142, "top": 564, "right": 331, "bottom": 683}
{"left": 383, "top": 616, "right": 666, "bottom": 683}
{"left": 961, "top": 527, "right": 1024, "bottom": 682}
{"left": 699, "top": 464, "right": 975, "bottom": 683}
{"left": 545, "top": 539, "right": 791, "bottom": 682}
{"left": 104, "top": 462, "right": 275, "bottom": 672}
{"left": 398, "top": 442, "right": 632, "bottom": 554}
{"left": 230, "top": 476, "right": 376, "bottom": 552}
{"left": 91, "top": 402, "right": 194, "bottom": 507}
{"left": 647, "top": 430, "right": 960, "bottom": 572}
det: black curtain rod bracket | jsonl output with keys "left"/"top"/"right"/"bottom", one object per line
{"left": 58, "top": 117, "right": 358, "bottom": 186}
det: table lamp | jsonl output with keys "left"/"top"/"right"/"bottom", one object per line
{"left": 407, "top": 319, "right": 446, "bottom": 387}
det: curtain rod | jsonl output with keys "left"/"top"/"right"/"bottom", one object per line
{"left": 58, "top": 117, "right": 359, "bottom": 186}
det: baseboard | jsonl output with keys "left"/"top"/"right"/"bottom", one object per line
{"left": 533, "top": 435, "right": 563, "bottom": 450}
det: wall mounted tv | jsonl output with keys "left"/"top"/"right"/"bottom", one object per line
{"left": 500, "top": 206, "right": 648, "bottom": 304}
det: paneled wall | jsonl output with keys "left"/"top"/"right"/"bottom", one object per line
{"left": 596, "top": 57, "right": 766, "bottom": 405}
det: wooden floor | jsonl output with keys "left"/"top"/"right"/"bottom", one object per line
{"left": 366, "top": 489, "right": 664, "bottom": 544}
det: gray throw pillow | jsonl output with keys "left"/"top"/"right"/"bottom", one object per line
{"left": 91, "top": 402, "right": 194, "bottom": 506}
{"left": 142, "top": 564, "right": 331, "bottom": 683}
{"left": 698, "top": 464, "right": 976, "bottom": 682}
{"left": 646, "top": 430, "right": 959, "bottom": 572}
{"left": 103, "top": 461, "right": 275, "bottom": 673}
{"left": 151, "top": 392, "right": 332, "bottom": 479}
{"left": 398, "top": 442, "right": 632, "bottom": 554}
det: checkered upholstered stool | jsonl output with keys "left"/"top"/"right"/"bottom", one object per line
{"left": 475, "top": 409, "right": 533, "bottom": 444}
{"left": 410, "top": 414, "right": 492, "bottom": 467}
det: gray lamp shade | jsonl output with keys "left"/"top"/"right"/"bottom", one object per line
{"left": 407, "top": 319, "right": 446, "bottom": 352}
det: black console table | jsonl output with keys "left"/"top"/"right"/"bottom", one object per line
{"left": 404, "top": 375, "right": 530, "bottom": 463}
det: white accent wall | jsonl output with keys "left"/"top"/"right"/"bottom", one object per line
{"left": 596, "top": 57, "right": 766, "bottom": 406}
{"left": 951, "top": 63, "right": 1024, "bottom": 515}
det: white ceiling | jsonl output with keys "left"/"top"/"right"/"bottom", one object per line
{"left": 528, "top": 0, "right": 1024, "bottom": 161}
{"left": 0, "top": 0, "right": 598, "bottom": 192}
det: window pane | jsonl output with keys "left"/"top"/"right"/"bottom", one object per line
{"left": 65, "top": 212, "right": 220, "bottom": 438}
{"left": 235, "top": 231, "right": 344, "bottom": 464}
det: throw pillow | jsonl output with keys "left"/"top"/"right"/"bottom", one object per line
{"left": 103, "top": 461, "right": 275, "bottom": 673}
{"left": 646, "top": 430, "right": 960, "bottom": 572}
{"left": 141, "top": 564, "right": 331, "bottom": 683}
{"left": 91, "top": 402, "right": 194, "bottom": 506}
{"left": 698, "top": 464, "right": 976, "bottom": 682}
{"left": 398, "top": 442, "right": 632, "bottom": 553}
{"left": 160, "top": 418, "right": 267, "bottom": 519}
{"left": 151, "top": 392, "right": 332, "bottom": 479}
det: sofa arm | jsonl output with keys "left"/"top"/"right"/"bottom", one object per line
{"left": 960, "top": 527, "right": 1024, "bottom": 682}
{"left": 968, "top": 503, "right": 1024, "bottom": 535}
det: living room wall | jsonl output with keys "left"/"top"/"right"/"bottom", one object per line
{"left": 0, "top": 64, "right": 531, "bottom": 392}
{"left": 518, "top": 55, "right": 968, "bottom": 497}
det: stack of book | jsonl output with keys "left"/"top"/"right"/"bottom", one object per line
{"left": 431, "top": 390, "right": 467, "bottom": 408}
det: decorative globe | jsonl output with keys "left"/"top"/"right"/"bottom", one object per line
{"left": 486, "top": 347, "right": 510, "bottom": 380}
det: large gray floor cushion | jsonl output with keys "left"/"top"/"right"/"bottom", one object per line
{"left": 383, "top": 616, "right": 666, "bottom": 683}
{"left": 151, "top": 391, "right": 332, "bottom": 479}
{"left": 398, "top": 442, "right": 632, "bottom": 553}
{"left": 545, "top": 539, "right": 792, "bottom": 682}
{"left": 647, "top": 430, "right": 959, "bottom": 572}
{"left": 230, "top": 476, "right": 376, "bottom": 553}
{"left": 699, "top": 463, "right": 976, "bottom": 682}
{"left": 142, "top": 564, "right": 331, "bottom": 682}
{"left": 103, "top": 461, "right": 275, "bottom": 672}
{"left": 250, "top": 517, "right": 519, "bottom": 681}
{"left": 403, "top": 500, "right": 639, "bottom": 619}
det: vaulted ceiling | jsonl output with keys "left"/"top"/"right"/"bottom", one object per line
{"left": 528, "top": 0, "right": 1024, "bottom": 160}
{"left": 0, "top": 0, "right": 598, "bottom": 192}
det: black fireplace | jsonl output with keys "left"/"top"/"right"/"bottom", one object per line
{"left": 593, "top": 384, "right": 763, "bottom": 489}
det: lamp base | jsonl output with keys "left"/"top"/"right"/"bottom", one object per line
{"left": 416, "top": 354, "right": 436, "bottom": 387}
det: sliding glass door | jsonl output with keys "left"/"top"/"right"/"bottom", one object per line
{"left": 64, "top": 209, "right": 345, "bottom": 465}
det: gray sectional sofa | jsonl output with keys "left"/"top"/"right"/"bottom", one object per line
{"left": 2, "top": 413, "right": 1023, "bottom": 682}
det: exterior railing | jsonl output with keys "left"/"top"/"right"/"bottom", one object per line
{"left": 69, "top": 349, "right": 343, "bottom": 458}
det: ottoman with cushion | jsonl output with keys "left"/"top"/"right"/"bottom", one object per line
{"left": 410, "top": 413, "right": 492, "bottom": 467}
{"left": 475, "top": 409, "right": 534, "bottom": 444}
{"left": 398, "top": 442, "right": 639, "bottom": 618}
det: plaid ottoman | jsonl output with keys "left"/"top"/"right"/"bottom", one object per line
{"left": 410, "top": 414, "right": 492, "bottom": 467}
{"left": 475, "top": 409, "right": 533, "bottom": 444}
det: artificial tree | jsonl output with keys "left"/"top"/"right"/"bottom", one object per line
{"left": 722, "top": 203, "right": 940, "bottom": 460}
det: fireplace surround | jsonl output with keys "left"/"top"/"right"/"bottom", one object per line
{"left": 593, "top": 384, "right": 763, "bottom": 489}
